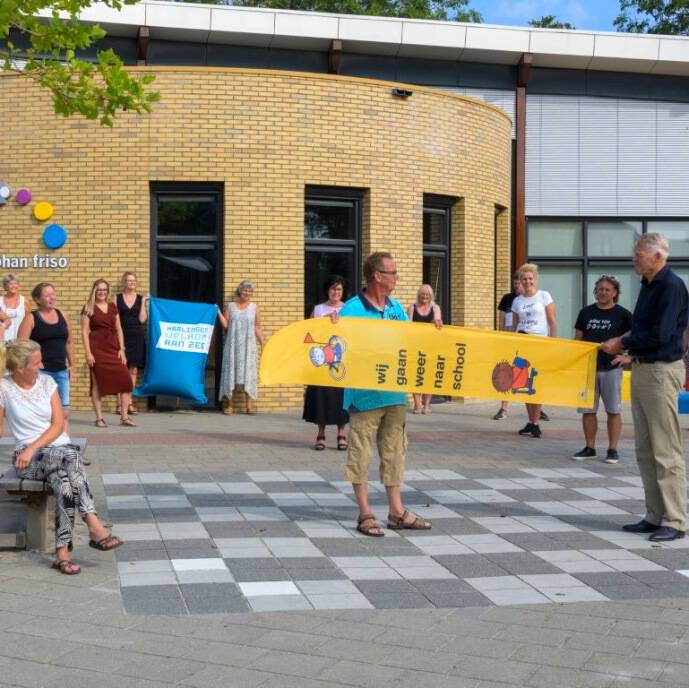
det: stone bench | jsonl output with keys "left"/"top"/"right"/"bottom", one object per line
{"left": 0, "top": 438, "right": 88, "bottom": 552}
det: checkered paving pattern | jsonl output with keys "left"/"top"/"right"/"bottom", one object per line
{"left": 104, "top": 467, "right": 689, "bottom": 615}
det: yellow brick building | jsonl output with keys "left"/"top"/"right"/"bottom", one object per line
{"left": 0, "top": 67, "right": 511, "bottom": 412}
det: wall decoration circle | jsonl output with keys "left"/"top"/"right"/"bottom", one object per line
{"left": 15, "top": 188, "right": 32, "bottom": 205}
{"left": 0, "top": 182, "right": 11, "bottom": 200}
{"left": 34, "top": 201, "right": 54, "bottom": 221}
{"left": 43, "top": 224, "right": 67, "bottom": 250}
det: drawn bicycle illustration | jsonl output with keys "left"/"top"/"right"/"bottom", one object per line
{"left": 304, "top": 333, "right": 347, "bottom": 382}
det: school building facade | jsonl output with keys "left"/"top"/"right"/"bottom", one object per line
{"left": 2, "top": 1, "right": 689, "bottom": 410}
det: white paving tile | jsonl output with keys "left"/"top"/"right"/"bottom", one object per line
{"left": 520, "top": 468, "right": 563, "bottom": 479}
{"left": 107, "top": 495, "right": 148, "bottom": 509}
{"left": 573, "top": 487, "right": 629, "bottom": 501}
{"left": 512, "top": 478, "right": 564, "bottom": 490}
{"left": 479, "top": 589, "right": 551, "bottom": 605}
{"left": 520, "top": 573, "right": 586, "bottom": 588}
{"left": 542, "top": 587, "right": 608, "bottom": 602}
{"left": 119, "top": 572, "right": 178, "bottom": 587}
{"left": 553, "top": 560, "right": 616, "bottom": 573}
{"left": 147, "top": 495, "right": 192, "bottom": 509}
{"left": 110, "top": 523, "right": 161, "bottom": 541}
{"left": 395, "top": 567, "right": 456, "bottom": 580}
{"left": 219, "top": 482, "right": 264, "bottom": 494}
{"left": 296, "top": 521, "right": 353, "bottom": 538}
{"left": 239, "top": 581, "right": 301, "bottom": 596}
{"left": 308, "top": 593, "right": 374, "bottom": 610}
{"left": 282, "top": 471, "right": 325, "bottom": 482}
{"left": 296, "top": 580, "right": 359, "bottom": 594}
{"left": 421, "top": 469, "right": 466, "bottom": 480}
{"left": 512, "top": 516, "right": 580, "bottom": 533}
{"left": 158, "top": 522, "right": 208, "bottom": 540}
{"left": 454, "top": 534, "right": 523, "bottom": 553}
{"left": 525, "top": 501, "right": 587, "bottom": 516}
{"left": 102, "top": 473, "right": 140, "bottom": 485}
{"left": 471, "top": 517, "right": 535, "bottom": 534}
{"left": 563, "top": 501, "right": 627, "bottom": 515}
{"left": 533, "top": 550, "right": 595, "bottom": 563}
{"left": 176, "top": 569, "right": 235, "bottom": 584}
{"left": 331, "top": 556, "right": 387, "bottom": 568}
{"left": 170, "top": 558, "right": 228, "bottom": 571}
{"left": 340, "top": 567, "right": 402, "bottom": 580}
{"left": 118, "top": 560, "right": 172, "bottom": 574}
{"left": 247, "top": 471, "right": 288, "bottom": 482}
{"left": 239, "top": 507, "right": 289, "bottom": 521}
{"left": 466, "top": 575, "right": 533, "bottom": 591}
{"left": 138, "top": 472, "right": 178, "bottom": 484}
{"left": 180, "top": 482, "right": 223, "bottom": 495}
{"left": 461, "top": 489, "right": 516, "bottom": 504}
{"left": 425, "top": 490, "right": 475, "bottom": 504}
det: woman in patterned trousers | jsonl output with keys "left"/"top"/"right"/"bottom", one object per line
{"left": 0, "top": 339, "right": 124, "bottom": 574}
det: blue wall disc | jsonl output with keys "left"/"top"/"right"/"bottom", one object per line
{"left": 43, "top": 224, "right": 68, "bottom": 249}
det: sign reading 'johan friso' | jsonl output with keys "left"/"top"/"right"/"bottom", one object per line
{"left": 260, "top": 318, "right": 598, "bottom": 408}
{"left": 0, "top": 254, "right": 69, "bottom": 269}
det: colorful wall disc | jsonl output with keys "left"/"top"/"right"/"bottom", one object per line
{"left": 43, "top": 224, "right": 68, "bottom": 249}
{"left": 34, "top": 201, "right": 54, "bottom": 221}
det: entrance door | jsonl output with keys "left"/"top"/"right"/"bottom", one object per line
{"left": 150, "top": 183, "right": 223, "bottom": 408}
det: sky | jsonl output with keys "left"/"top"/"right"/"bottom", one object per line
{"left": 469, "top": 0, "right": 621, "bottom": 32}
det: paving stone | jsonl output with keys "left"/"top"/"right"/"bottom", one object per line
{"left": 120, "top": 585, "right": 187, "bottom": 615}
{"left": 361, "top": 592, "right": 435, "bottom": 609}
{"left": 482, "top": 552, "right": 563, "bottom": 575}
{"left": 433, "top": 555, "right": 508, "bottom": 578}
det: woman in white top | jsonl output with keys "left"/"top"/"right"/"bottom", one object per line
{"left": 0, "top": 339, "right": 123, "bottom": 575}
{"left": 0, "top": 274, "right": 26, "bottom": 342}
{"left": 511, "top": 263, "right": 557, "bottom": 439}
{"left": 407, "top": 284, "right": 443, "bottom": 414}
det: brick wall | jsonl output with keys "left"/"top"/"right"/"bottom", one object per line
{"left": 0, "top": 67, "right": 511, "bottom": 411}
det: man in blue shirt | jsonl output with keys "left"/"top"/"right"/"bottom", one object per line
{"left": 601, "top": 233, "right": 688, "bottom": 542}
{"left": 338, "top": 252, "right": 431, "bottom": 537}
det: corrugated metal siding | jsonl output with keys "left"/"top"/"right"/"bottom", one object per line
{"left": 439, "top": 87, "right": 516, "bottom": 137}
{"left": 526, "top": 95, "right": 689, "bottom": 216}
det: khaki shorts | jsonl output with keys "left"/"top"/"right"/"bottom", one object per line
{"left": 345, "top": 404, "right": 407, "bottom": 486}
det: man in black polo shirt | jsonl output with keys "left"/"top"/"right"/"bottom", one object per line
{"left": 601, "top": 233, "right": 688, "bottom": 542}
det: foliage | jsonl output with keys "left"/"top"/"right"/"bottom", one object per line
{"left": 0, "top": 0, "right": 159, "bottom": 126}
{"left": 187, "top": 0, "right": 483, "bottom": 22}
{"left": 528, "top": 15, "right": 576, "bottom": 29}
{"left": 614, "top": 0, "right": 689, "bottom": 35}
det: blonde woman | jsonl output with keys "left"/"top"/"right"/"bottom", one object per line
{"left": 407, "top": 284, "right": 443, "bottom": 414}
{"left": 511, "top": 263, "right": 557, "bottom": 438}
{"left": 0, "top": 339, "right": 123, "bottom": 574}
{"left": 0, "top": 274, "right": 26, "bottom": 342}
{"left": 115, "top": 271, "right": 148, "bottom": 415}
{"left": 81, "top": 279, "right": 134, "bottom": 428}
{"left": 218, "top": 280, "right": 265, "bottom": 414}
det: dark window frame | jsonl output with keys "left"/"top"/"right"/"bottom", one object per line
{"left": 304, "top": 186, "right": 363, "bottom": 315}
{"left": 149, "top": 181, "right": 225, "bottom": 407}
{"left": 423, "top": 194, "right": 453, "bottom": 324}
{"left": 525, "top": 215, "right": 689, "bottom": 312}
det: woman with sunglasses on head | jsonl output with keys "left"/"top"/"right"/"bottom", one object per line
{"left": 81, "top": 279, "right": 135, "bottom": 428}
{"left": 0, "top": 339, "right": 124, "bottom": 575}
{"left": 18, "top": 282, "right": 75, "bottom": 435}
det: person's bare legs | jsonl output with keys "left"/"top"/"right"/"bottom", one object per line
{"left": 526, "top": 403, "right": 541, "bottom": 424}
{"left": 582, "top": 413, "right": 597, "bottom": 449}
{"left": 62, "top": 408, "right": 70, "bottom": 435}
{"left": 422, "top": 394, "right": 432, "bottom": 413}
{"left": 91, "top": 376, "right": 104, "bottom": 424}
{"left": 54, "top": 513, "right": 115, "bottom": 573}
{"left": 412, "top": 394, "right": 422, "bottom": 413}
{"left": 119, "top": 392, "right": 134, "bottom": 423}
{"left": 353, "top": 482, "right": 383, "bottom": 535}
{"left": 607, "top": 412, "right": 622, "bottom": 450}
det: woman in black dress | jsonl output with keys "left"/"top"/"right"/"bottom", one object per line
{"left": 115, "top": 272, "right": 147, "bottom": 415}
{"left": 303, "top": 275, "right": 349, "bottom": 450}
{"left": 407, "top": 284, "right": 443, "bottom": 414}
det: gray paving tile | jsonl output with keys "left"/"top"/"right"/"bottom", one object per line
{"left": 362, "top": 592, "right": 435, "bottom": 609}
{"left": 423, "top": 591, "right": 491, "bottom": 607}
{"left": 353, "top": 579, "right": 417, "bottom": 594}
{"left": 433, "top": 555, "right": 508, "bottom": 578}
{"left": 482, "top": 552, "right": 563, "bottom": 575}
{"left": 179, "top": 583, "right": 250, "bottom": 613}
{"left": 120, "top": 585, "right": 188, "bottom": 615}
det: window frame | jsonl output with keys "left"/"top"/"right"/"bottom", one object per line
{"left": 423, "top": 194, "right": 453, "bottom": 324}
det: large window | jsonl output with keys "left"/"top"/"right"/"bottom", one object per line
{"left": 423, "top": 196, "right": 452, "bottom": 323}
{"left": 526, "top": 218, "right": 689, "bottom": 337}
{"left": 304, "top": 187, "right": 362, "bottom": 316}
{"left": 150, "top": 183, "right": 223, "bottom": 408}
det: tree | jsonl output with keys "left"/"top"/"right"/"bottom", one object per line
{"left": 529, "top": 15, "right": 576, "bottom": 29}
{"left": 614, "top": 0, "right": 689, "bottom": 35}
{"left": 184, "top": 0, "right": 482, "bottom": 22}
{"left": 1, "top": 0, "right": 159, "bottom": 126}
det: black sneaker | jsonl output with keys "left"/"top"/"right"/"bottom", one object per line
{"left": 604, "top": 449, "right": 619, "bottom": 464}
{"left": 530, "top": 424, "right": 542, "bottom": 438}
{"left": 539, "top": 410, "right": 550, "bottom": 421}
{"left": 518, "top": 423, "right": 534, "bottom": 436}
{"left": 571, "top": 447, "right": 597, "bottom": 461}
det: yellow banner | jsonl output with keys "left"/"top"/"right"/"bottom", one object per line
{"left": 261, "top": 318, "right": 598, "bottom": 408}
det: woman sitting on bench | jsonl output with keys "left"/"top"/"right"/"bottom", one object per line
{"left": 0, "top": 339, "right": 124, "bottom": 574}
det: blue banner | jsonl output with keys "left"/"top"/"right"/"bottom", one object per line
{"left": 134, "top": 296, "right": 218, "bottom": 404}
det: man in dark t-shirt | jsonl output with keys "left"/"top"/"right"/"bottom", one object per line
{"left": 572, "top": 276, "right": 632, "bottom": 464}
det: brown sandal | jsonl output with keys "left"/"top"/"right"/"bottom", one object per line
{"left": 387, "top": 510, "right": 432, "bottom": 530}
{"left": 120, "top": 417, "right": 136, "bottom": 427}
{"left": 128, "top": 404, "right": 138, "bottom": 416}
{"left": 89, "top": 535, "right": 124, "bottom": 551}
{"left": 314, "top": 435, "right": 326, "bottom": 451}
{"left": 356, "top": 513, "right": 385, "bottom": 537}
{"left": 94, "top": 418, "right": 107, "bottom": 428}
{"left": 52, "top": 559, "right": 81, "bottom": 575}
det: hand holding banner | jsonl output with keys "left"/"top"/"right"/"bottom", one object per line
{"left": 260, "top": 318, "right": 598, "bottom": 408}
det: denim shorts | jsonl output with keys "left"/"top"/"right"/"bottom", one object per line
{"left": 41, "top": 369, "right": 70, "bottom": 408}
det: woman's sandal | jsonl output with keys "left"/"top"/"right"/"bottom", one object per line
{"left": 357, "top": 513, "right": 385, "bottom": 537}
{"left": 52, "top": 559, "right": 81, "bottom": 575}
{"left": 89, "top": 534, "right": 124, "bottom": 551}
{"left": 120, "top": 417, "right": 137, "bottom": 427}
{"left": 337, "top": 435, "right": 348, "bottom": 451}
{"left": 128, "top": 404, "right": 138, "bottom": 416}
{"left": 314, "top": 435, "right": 326, "bottom": 451}
{"left": 387, "top": 509, "right": 432, "bottom": 530}
{"left": 94, "top": 418, "right": 107, "bottom": 428}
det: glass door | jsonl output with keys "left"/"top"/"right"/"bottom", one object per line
{"left": 150, "top": 184, "right": 223, "bottom": 409}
